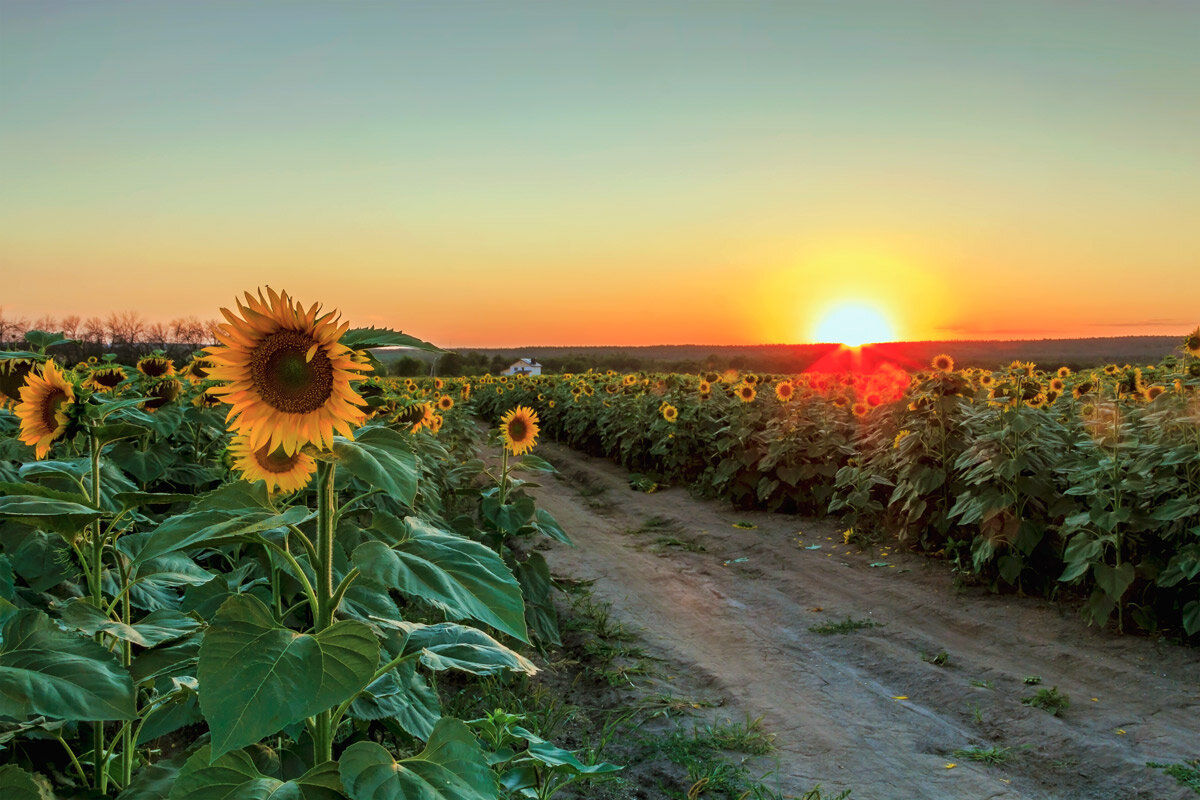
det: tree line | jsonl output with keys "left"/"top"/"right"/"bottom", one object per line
{"left": 0, "top": 308, "right": 218, "bottom": 362}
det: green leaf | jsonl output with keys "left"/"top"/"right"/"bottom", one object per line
{"left": 0, "top": 495, "right": 106, "bottom": 537}
{"left": 0, "top": 764, "right": 55, "bottom": 800}
{"left": 0, "top": 481, "right": 88, "bottom": 505}
{"left": 1093, "top": 562, "right": 1136, "bottom": 601}
{"left": 339, "top": 718, "right": 496, "bottom": 800}
{"left": 340, "top": 328, "right": 444, "bottom": 353}
{"left": 511, "top": 726, "right": 622, "bottom": 774}
{"left": 1182, "top": 600, "right": 1199, "bottom": 637}
{"left": 347, "top": 661, "right": 441, "bottom": 740}
{"left": 352, "top": 518, "right": 528, "bottom": 642}
{"left": 198, "top": 594, "right": 378, "bottom": 759}
{"left": 531, "top": 508, "right": 571, "bottom": 545}
{"left": 383, "top": 620, "right": 536, "bottom": 675}
{"left": 131, "top": 506, "right": 314, "bottom": 567}
{"left": 169, "top": 745, "right": 345, "bottom": 800}
{"left": 23, "top": 330, "right": 77, "bottom": 353}
{"left": 330, "top": 427, "right": 418, "bottom": 505}
{"left": 0, "top": 609, "right": 136, "bottom": 721}
{"left": 512, "top": 455, "right": 556, "bottom": 473}
{"left": 56, "top": 600, "right": 203, "bottom": 647}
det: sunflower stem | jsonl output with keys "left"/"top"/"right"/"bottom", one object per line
{"left": 313, "top": 459, "right": 337, "bottom": 763}
{"left": 87, "top": 431, "right": 108, "bottom": 792}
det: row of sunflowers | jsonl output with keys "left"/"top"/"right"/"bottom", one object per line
{"left": 465, "top": 348, "right": 1200, "bottom": 640}
{"left": 0, "top": 290, "right": 605, "bottom": 798}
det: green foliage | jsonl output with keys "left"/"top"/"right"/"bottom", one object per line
{"left": 808, "top": 617, "right": 883, "bottom": 635}
{"left": 1022, "top": 686, "right": 1070, "bottom": 716}
{"left": 1146, "top": 759, "right": 1200, "bottom": 795}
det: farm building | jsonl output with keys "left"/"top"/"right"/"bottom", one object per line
{"left": 501, "top": 358, "right": 542, "bottom": 376}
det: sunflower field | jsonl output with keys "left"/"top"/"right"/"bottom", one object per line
{"left": 472, "top": 350, "right": 1200, "bottom": 640}
{"left": 0, "top": 290, "right": 599, "bottom": 798}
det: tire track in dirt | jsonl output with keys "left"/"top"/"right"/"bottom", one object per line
{"left": 529, "top": 440, "right": 1200, "bottom": 800}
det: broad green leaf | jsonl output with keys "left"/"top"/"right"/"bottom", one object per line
{"left": 116, "top": 740, "right": 206, "bottom": 800}
{"left": 532, "top": 508, "right": 571, "bottom": 545}
{"left": 137, "top": 682, "right": 202, "bottom": 744}
{"left": 0, "top": 764, "right": 54, "bottom": 800}
{"left": 0, "top": 609, "right": 136, "bottom": 720}
{"left": 347, "top": 661, "right": 441, "bottom": 739}
{"left": 408, "top": 623, "right": 537, "bottom": 675}
{"left": 511, "top": 726, "right": 622, "bottom": 774}
{"left": 339, "top": 718, "right": 495, "bottom": 800}
{"left": 56, "top": 600, "right": 202, "bottom": 647}
{"left": 1093, "top": 562, "right": 1136, "bottom": 601}
{"left": 169, "top": 745, "right": 345, "bottom": 800}
{"left": 513, "top": 552, "right": 562, "bottom": 646}
{"left": 23, "top": 330, "right": 77, "bottom": 352}
{"left": 330, "top": 427, "right": 418, "bottom": 505}
{"left": 198, "top": 594, "right": 378, "bottom": 759}
{"left": 352, "top": 518, "right": 527, "bottom": 642}
{"left": 340, "top": 328, "right": 443, "bottom": 353}
{"left": 512, "top": 455, "right": 556, "bottom": 473}
{"left": 0, "top": 495, "right": 106, "bottom": 537}
{"left": 131, "top": 506, "right": 314, "bottom": 567}
{"left": 0, "top": 481, "right": 88, "bottom": 504}
{"left": 1183, "top": 600, "right": 1199, "bottom": 637}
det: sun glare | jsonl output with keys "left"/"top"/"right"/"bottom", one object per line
{"left": 814, "top": 303, "right": 895, "bottom": 347}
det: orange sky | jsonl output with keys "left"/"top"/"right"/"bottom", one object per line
{"left": 2, "top": 3, "right": 1197, "bottom": 348}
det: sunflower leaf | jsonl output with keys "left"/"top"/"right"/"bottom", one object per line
{"left": 339, "top": 719, "right": 496, "bottom": 800}
{"left": 198, "top": 594, "right": 378, "bottom": 760}
{"left": 168, "top": 745, "right": 344, "bottom": 800}
{"left": 0, "top": 764, "right": 55, "bottom": 800}
{"left": 340, "top": 327, "right": 444, "bottom": 353}
{"left": 331, "top": 426, "right": 419, "bottom": 506}
{"left": 0, "top": 609, "right": 136, "bottom": 721}
{"left": 130, "top": 506, "right": 315, "bottom": 567}
{"left": 0, "top": 495, "right": 107, "bottom": 537}
{"left": 352, "top": 518, "right": 528, "bottom": 643}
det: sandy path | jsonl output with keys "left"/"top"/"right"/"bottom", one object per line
{"left": 528, "top": 440, "right": 1200, "bottom": 800}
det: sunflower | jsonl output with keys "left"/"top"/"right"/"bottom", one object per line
{"left": 137, "top": 355, "right": 175, "bottom": 378}
{"left": 661, "top": 403, "right": 679, "bottom": 422}
{"left": 461, "top": 383, "right": 472, "bottom": 400}
{"left": 851, "top": 401, "right": 869, "bottom": 417}
{"left": 775, "top": 381, "right": 795, "bottom": 402}
{"left": 16, "top": 360, "right": 76, "bottom": 459}
{"left": 1144, "top": 385, "right": 1166, "bottom": 401}
{"left": 228, "top": 432, "right": 316, "bottom": 494}
{"left": 429, "top": 413, "right": 444, "bottom": 433}
{"left": 623, "top": 374, "right": 638, "bottom": 386}
{"left": 434, "top": 378, "right": 444, "bottom": 389}
{"left": 85, "top": 366, "right": 128, "bottom": 392}
{"left": 143, "top": 378, "right": 182, "bottom": 411}
{"left": 1103, "top": 364, "right": 1119, "bottom": 376}
{"left": 183, "top": 356, "right": 214, "bottom": 381}
{"left": 205, "top": 288, "right": 368, "bottom": 454}
{"left": 407, "top": 402, "right": 435, "bottom": 434}
{"left": 1049, "top": 378, "right": 1066, "bottom": 393}
{"left": 698, "top": 380, "right": 712, "bottom": 397}
{"left": 0, "top": 358, "right": 36, "bottom": 408}
{"left": 736, "top": 383, "right": 757, "bottom": 403}
{"left": 931, "top": 354, "right": 954, "bottom": 373}
{"left": 437, "top": 394, "right": 454, "bottom": 411}
{"left": 1184, "top": 327, "right": 1200, "bottom": 357}
{"left": 500, "top": 405, "right": 540, "bottom": 456}
{"left": 1056, "top": 367, "right": 1072, "bottom": 379}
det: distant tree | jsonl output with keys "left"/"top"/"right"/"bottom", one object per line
{"left": 31, "top": 315, "right": 59, "bottom": 334}
{"left": 106, "top": 311, "right": 147, "bottom": 358}
{"left": 60, "top": 315, "right": 82, "bottom": 340}
{"left": 0, "top": 307, "right": 28, "bottom": 347}
{"left": 391, "top": 356, "right": 425, "bottom": 377}
{"left": 82, "top": 317, "right": 107, "bottom": 345}
{"left": 436, "top": 351, "right": 465, "bottom": 376}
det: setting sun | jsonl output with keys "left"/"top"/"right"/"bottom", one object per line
{"left": 813, "top": 303, "right": 896, "bottom": 347}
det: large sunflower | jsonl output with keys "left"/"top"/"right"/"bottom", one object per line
{"left": 774, "top": 381, "right": 795, "bottom": 403}
{"left": 500, "top": 405, "right": 540, "bottom": 456}
{"left": 736, "top": 383, "right": 757, "bottom": 403}
{"left": 931, "top": 354, "right": 954, "bottom": 373}
{"left": 16, "top": 360, "right": 76, "bottom": 459}
{"left": 228, "top": 433, "right": 317, "bottom": 494}
{"left": 206, "top": 288, "right": 368, "bottom": 454}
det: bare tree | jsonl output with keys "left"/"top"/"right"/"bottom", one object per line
{"left": 82, "top": 317, "right": 107, "bottom": 345}
{"left": 60, "top": 315, "right": 82, "bottom": 340}
{"left": 0, "top": 307, "right": 28, "bottom": 347}
{"left": 105, "top": 311, "right": 147, "bottom": 357}
{"left": 145, "top": 322, "right": 169, "bottom": 351}
{"left": 31, "top": 315, "right": 59, "bottom": 333}
{"left": 170, "top": 316, "right": 207, "bottom": 349}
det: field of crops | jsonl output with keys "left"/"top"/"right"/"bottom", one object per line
{"left": 471, "top": 353, "right": 1200, "bottom": 640}
{"left": 0, "top": 291, "right": 599, "bottom": 798}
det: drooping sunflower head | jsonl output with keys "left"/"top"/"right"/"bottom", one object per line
{"left": 1184, "top": 326, "right": 1200, "bottom": 357}
{"left": 137, "top": 355, "right": 176, "bottom": 379}
{"left": 1144, "top": 385, "right": 1166, "bottom": 401}
{"left": 0, "top": 358, "right": 36, "bottom": 408}
{"left": 931, "top": 354, "right": 954, "bottom": 373}
{"left": 16, "top": 360, "right": 77, "bottom": 459}
{"left": 85, "top": 366, "right": 128, "bottom": 392}
{"left": 736, "top": 383, "right": 757, "bottom": 403}
{"left": 437, "top": 394, "right": 454, "bottom": 411}
{"left": 228, "top": 432, "right": 317, "bottom": 494}
{"left": 143, "top": 378, "right": 183, "bottom": 411}
{"left": 500, "top": 405, "right": 540, "bottom": 456}
{"left": 661, "top": 403, "right": 679, "bottom": 423}
{"left": 206, "top": 288, "right": 369, "bottom": 454}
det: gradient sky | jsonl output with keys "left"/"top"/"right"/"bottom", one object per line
{"left": 2, "top": 1, "right": 1197, "bottom": 347}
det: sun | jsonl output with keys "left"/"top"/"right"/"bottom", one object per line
{"left": 813, "top": 303, "right": 895, "bottom": 347}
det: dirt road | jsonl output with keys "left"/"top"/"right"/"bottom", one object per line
{"left": 528, "top": 440, "right": 1200, "bottom": 800}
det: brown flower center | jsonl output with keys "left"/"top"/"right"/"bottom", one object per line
{"left": 254, "top": 445, "right": 301, "bottom": 474}
{"left": 507, "top": 419, "right": 528, "bottom": 443}
{"left": 40, "top": 389, "right": 68, "bottom": 434}
{"left": 250, "top": 330, "right": 334, "bottom": 414}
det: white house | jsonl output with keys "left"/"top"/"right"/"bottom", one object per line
{"left": 501, "top": 358, "right": 542, "bottom": 376}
